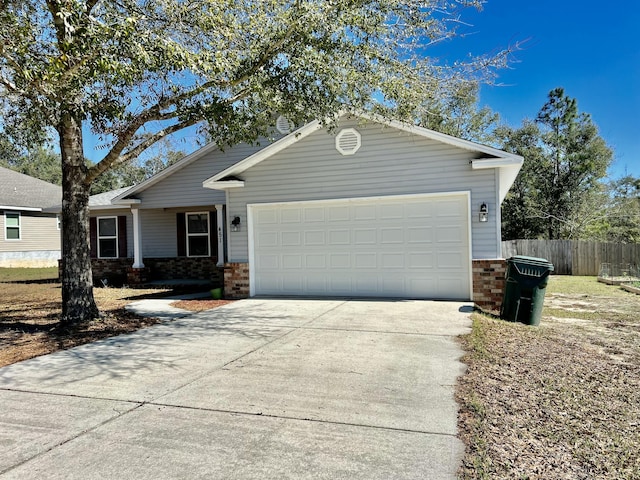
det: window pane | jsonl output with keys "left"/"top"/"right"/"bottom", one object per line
{"left": 188, "top": 236, "right": 209, "bottom": 256}
{"left": 187, "top": 214, "right": 208, "bottom": 234}
{"left": 5, "top": 214, "right": 19, "bottom": 227}
{"left": 6, "top": 227, "right": 19, "bottom": 239}
{"left": 99, "top": 238, "right": 117, "bottom": 258}
{"left": 98, "top": 217, "right": 117, "bottom": 236}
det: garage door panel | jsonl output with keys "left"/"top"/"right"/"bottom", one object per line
{"left": 304, "top": 231, "right": 325, "bottom": 245}
{"left": 257, "top": 254, "right": 279, "bottom": 269}
{"left": 354, "top": 205, "right": 376, "bottom": 220}
{"left": 329, "top": 229, "right": 350, "bottom": 244}
{"left": 381, "top": 228, "right": 403, "bottom": 244}
{"left": 407, "top": 227, "right": 434, "bottom": 243}
{"left": 329, "top": 253, "right": 350, "bottom": 268}
{"left": 282, "top": 231, "right": 302, "bottom": 246}
{"left": 405, "top": 202, "right": 433, "bottom": 218}
{"left": 437, "top": 252, "right": 466, "bottom": 269}
{"left": 355, "top": 253, "right": 377, "bottom": 268}
{"left": 257, "top": 231, "right": 279, "bottom": 247}
{"left": 408, "top": 252, "right": 434, "bottom": 268}
{"left": 354, "top": 229, "right": 376, "bottom": 244}
{"left": 327, "top": 206, "right": 350, "bottom": 222}
{"left": 381, "top": 253, "right": 405, "bottom": 268}
{"left": 306, "top": 254, "right": 326, "bottom": 269}
{"left": 251, "top": 194, "right": 470, "bottom": 299}
{"left": 256, "top": 209, "right": 278, "bottom": 224}
{"left": 436, "top": 225, "right": 465, "bottom": 243}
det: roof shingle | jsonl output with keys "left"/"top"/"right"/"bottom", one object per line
{"left": 0, "top": 166, "right": 61, "bottom": 210}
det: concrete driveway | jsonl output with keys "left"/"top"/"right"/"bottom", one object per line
{"left": 0, "top": 298, "right": 472, "bottom": 479}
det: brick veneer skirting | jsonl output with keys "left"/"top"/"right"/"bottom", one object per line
{"left": 224, "top": 262, "right": 250, "bottom": 299}
{"left": 472, "top": 259, "right": 507, "bottom": 312}
{"left": 60, "top": 257, "right": 223, "bottom": 286}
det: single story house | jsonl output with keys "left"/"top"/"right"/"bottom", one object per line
{"left": 0, "top": 166, "right": 62, "bottom": 268}
{"left": 87, "top": 113, "right": 523, "bottom": 310}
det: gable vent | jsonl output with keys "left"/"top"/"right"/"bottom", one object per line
{"left": 335, "top": 128, "right": 361, "bottom": 155}
{"left": 276, "top": 115, "right": 291, "bottom": 134}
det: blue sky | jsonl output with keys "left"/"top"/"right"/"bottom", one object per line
{"left": 437, "top": 0, "right": 640, "bottom": 179}
{"left": 85, "top": 1, "right": 639, "bottom": 179}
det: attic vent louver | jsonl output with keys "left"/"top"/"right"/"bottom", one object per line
{"left": 276, "top": 115, "right": 291, "bottom": 134}
{"left": 335, "top": 128, "right": 361, "bottom": 155}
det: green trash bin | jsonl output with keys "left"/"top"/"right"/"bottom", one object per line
{"left": 500, "top": 256, "right": 554, "bottom": 326}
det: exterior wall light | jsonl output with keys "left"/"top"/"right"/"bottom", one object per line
{"left": 231, "top": 216, "right": 241, "bottom": 232}
{"left": 479, "top": 203, "right": 489, "bottom": 223}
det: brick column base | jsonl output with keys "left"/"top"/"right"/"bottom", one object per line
{"left": 127, "top": 267, "right": 150, "bottom": 285}
{"left": 224, "top": 262, "right": 250, "bottom": 299}
{"left": 472, "top": 259, "right": 507, "bottom": 313}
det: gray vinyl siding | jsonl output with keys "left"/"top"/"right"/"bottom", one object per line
{"left": 226, "top": 118, "right": 500, "bottom": 261}
{"left": 0, "top": 211, "right": 61, "bottom": 252}
{"left": 140, "top": 209, "right": 177, "bottom": 257}
{"left": 138, "top": 141, "right": 275, "bottom": 209}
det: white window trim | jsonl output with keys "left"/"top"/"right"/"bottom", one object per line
{"left": 97, "top": 216, "right": 118, "bottom": 259}
{"left": 186, "top": 211, "right": 210, "bottom": 257}
{"left": 4, "top": 211, "right": 21, "bottom": 241}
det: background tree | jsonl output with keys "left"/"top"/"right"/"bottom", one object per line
{"left": 418, "top": 82, "right": 500, "bottom": 144}
{"left": 1, "top": 0, "right": 510, "bottom": 325}
{"left": 499, "top": 88, "right": 612, "bottom": 239}
{"left": 496, "top": 121, "right": 546, "bottom": 239}
{"left": 583, "top": 175, "right": 640, "bottom": 243}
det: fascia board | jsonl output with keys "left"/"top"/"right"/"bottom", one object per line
{"left": 358, "top": 112, "right": 518, "bottom": 159}
{"left": 203, "top": 120, "right": 322, "bottom": 188}
{"left": 205, "top": 180, "right": 245, "bottom": 190}
{"left": 112, "top": 141, "right": 220, "bottom": 202}
{"left": 471, "top": 157, "right": 524, "bottom": 169}
{"left": 0, "top": 205, "right": 42, "bottom": 212}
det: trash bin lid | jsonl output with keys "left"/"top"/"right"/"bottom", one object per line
{"left": 508, "top": 255, "right": 554, "bottom": 272}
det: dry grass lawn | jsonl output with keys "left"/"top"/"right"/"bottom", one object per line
{"left": 457, "top": 276, "right": 640, "bottom": 479}
{"left": 0, "top": 268, "right": 234, "bottom": 368}
{"left": 0, "top": 281, "right": 172, "bottom": 367}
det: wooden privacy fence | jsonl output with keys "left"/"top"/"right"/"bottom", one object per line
{"left": 501, "top": 240, "right": 640, "bottom": 276}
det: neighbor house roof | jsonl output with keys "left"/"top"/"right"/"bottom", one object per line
{"left": 202, "top": 113, "right": 524, "bottom": 203}
{"left": 0, "top": 166, "right": 61, "bottom": 211}
{"left": 89, "top": 187, "right": 140, "bottom": 211}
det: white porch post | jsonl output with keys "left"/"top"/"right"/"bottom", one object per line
{"left": 131, "top": 207, "right": 144, "bottom": 268}
{"left": 216, "top": 204, "right": 224, "bottom": 267}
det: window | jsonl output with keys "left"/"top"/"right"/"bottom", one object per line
{"left": 97, "top": 216, "right": 118, "bottom": 258}
{"left": 186, "top": 212, "right": 209, "bottom": 257}
{"left": 5, "top": 212, "right": 20, "bottom": 240}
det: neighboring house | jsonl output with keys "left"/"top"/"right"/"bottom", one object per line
{"left": 0, "top": 166, "right": 62, "bottom": 268}
{"left": 89, "top": 113, "right": 523, "bottom": 310}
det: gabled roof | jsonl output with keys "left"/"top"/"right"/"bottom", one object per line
{"left": 202, "top": 113, "right": 523, "bottom": 202}
{"left": 0, "top": 166, "right": 61, "bottom": 211}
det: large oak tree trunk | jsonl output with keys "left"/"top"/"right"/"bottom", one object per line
{"left": 59, "top": 113, "right": 100, "bottom": 325}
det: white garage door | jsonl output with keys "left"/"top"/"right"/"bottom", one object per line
{"left": 249, "top": 193, "right": 471, "bottom": 299}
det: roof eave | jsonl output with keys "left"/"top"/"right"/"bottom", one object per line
{"left": 203, "top": 180, "right": 245, "bottom": 190}
{"left": 0, "top": 205, "right": 43, "bottom": 212}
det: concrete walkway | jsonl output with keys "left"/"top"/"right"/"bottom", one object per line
{"left": 0, "top": 298, "right": 472, "bottom": 479}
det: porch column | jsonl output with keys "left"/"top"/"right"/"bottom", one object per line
{"left": 131, "top": 207, "right": 144, "bottom": 268}
{"left": 216, "top": 204, "right": 224, "bottom": 267}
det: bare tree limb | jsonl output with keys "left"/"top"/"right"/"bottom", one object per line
{"left": 86, "top": 116, "right": 199, "bottom": 183}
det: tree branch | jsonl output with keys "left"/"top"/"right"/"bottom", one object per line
{"left": 86, "top": 117, "right": 200, "bottom": 183}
